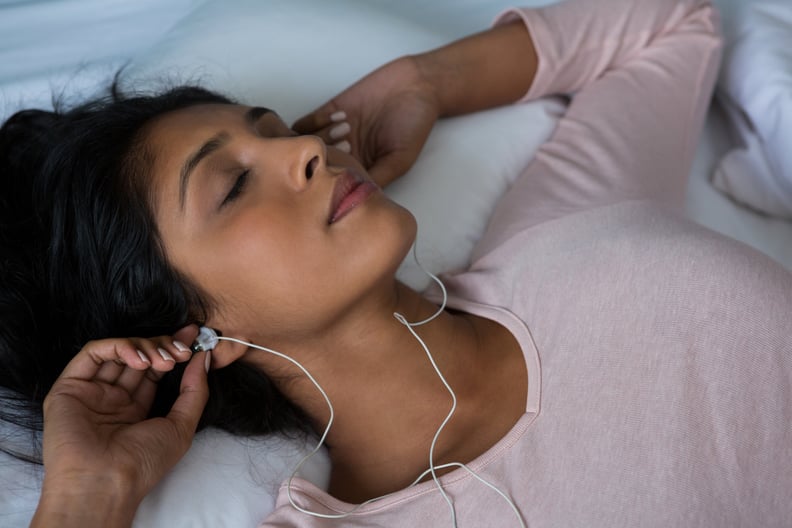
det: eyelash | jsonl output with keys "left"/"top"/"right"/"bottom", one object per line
{"left": 221, "top": 169, "right": 249, "bottom": 207}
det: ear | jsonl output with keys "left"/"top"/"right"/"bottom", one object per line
{"left": 208, "top": 335, "right": 249, "bottom": 369}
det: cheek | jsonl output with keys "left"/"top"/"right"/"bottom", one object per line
{"left": 184, "top": 197, "right": 416, "bottom": 337}
{"left": 191, "top": 209, "right": 332, "bottom": 327}
{"left": 200, "top": 208, "right": 312, "bottom": 291}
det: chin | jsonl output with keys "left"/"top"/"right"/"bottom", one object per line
{"left": 331, "top": 196, "right": 416, "bottom": 293}
{"left": 376, "top": 198, "right": 418, "bottom": 274}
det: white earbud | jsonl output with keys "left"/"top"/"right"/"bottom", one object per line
{"left": 191, "top": 326, "right": 219, "bottom": 353}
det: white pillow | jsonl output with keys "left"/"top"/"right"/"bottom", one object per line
{"left": 712, "top": 0, "right": 792, "bottom": 218}
{"left": 135, "top": 429, "right": 330, "bottom": 528}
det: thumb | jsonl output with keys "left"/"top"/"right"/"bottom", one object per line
{"left": 166, "top": 350, "right": 210, "bottom": 444}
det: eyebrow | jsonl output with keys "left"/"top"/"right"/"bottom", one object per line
{"left": 178, "top": 106, "right": 274, "bottom": 210}
{"left": 245, "top": 106, "right": 273, "bottom": 125}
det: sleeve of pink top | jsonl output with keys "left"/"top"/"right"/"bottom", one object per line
{"left": 474, "top": 0, "right": 723, "bottom": 257}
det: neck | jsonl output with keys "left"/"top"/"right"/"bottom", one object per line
{"left": 247, "top": 280, "right": 526, "bottom": 503}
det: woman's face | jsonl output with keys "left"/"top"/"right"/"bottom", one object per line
{"left": 144, "top": 103, "right": 416, "bottom": 344}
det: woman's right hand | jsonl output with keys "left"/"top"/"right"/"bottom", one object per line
{"left": 31, "top": 326, "right": 209, "bottom": 528}
{"left": 292, "top": 56, "right": 440, "bottom": 188}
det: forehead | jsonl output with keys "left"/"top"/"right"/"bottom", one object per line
{"left": 142, "top": 104, "right": 244, "bottom": 209}
{"left": 146, "top": 103, "right": 244, "bottom": 142}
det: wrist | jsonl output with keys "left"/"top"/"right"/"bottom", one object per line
{"left": 32, "top": 473, "right": 142, "bottom": 528}
{"left": 410, "top": 48, "right": 460, "bottom": 117}
{"left": 388, "top": 54, "right": 443, "bottom": 118}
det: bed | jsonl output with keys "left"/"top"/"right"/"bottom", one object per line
{"left": 2, "top": 0, "right": 791, "bottom": 526}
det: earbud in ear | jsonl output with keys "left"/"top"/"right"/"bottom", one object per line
{"left": 191, "top": 326, "right": 219, "bottom": 352}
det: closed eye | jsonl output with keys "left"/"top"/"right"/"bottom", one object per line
{"left": 221, "top": 170, "right": 249, "bottom": 208}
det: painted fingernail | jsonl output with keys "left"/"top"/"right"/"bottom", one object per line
{"left": 329, "top": 122, "right": 351, "bottom": 139}
{"left": 173, "top": 341, "right": 190, "bottom": 354}
{"left": 158, "top": 347, "right": 175, "bottom": 362}
{"left": 204, "top": 350, "right": 212, "bottom": 373}
{"left": 333, "top": 140, "right": 351, "bottom": 153}
{"left": 330, "top": 110, "right": 346, "bottom": 122}
{"left": 137, "top": 349, "right": 150, "bottom": 364}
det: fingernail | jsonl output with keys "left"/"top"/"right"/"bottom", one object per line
{"left": 204, "top": 350, "right": 212, "bottom": 373}
{"left": 329, "top": 122, "right": 351, "bottom": 139}
{"left": 173, "top": 340, "right": 190, "bottom": 354}
{"left": 330, "top": 110, "right": 346, "bottom": 122}
{"left": 158, "top": 347, "right": 175, "bottom": 362}
{"left": 137, "top": 349, "right": 150, "bottom": 364}
{"left": 333, "top": 140, "right": 351, "bottom": 153}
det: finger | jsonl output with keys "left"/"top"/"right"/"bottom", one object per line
{"left": 94, "top": 359, "right": 126, "bottom": 385}
{"left": 292, "top": 106, "right": 345, "bottom": 134}
{"left": 124, "top": 329, "right": 196, "bottom": 376}
{"left": 152, "top": 337, "right": 191, "bottom": 362}
{"left": 330, "top": 139, "right": 352, "bottom": 154}
{"left": 166, "top": 351, "right": 210, "bottom": 442}
{"left": 133, "top": 339, "right": 178, "bottom": 372}
{"left": 132, "top": 372, "right": 159, "bottom": 411}
{"left": 173, "top": 325, "right": 200, "bottom": 358}
{"left": 61, "top": 339, "right": 152, "bottom": 380}
{"left": 146, "top": 334, "right": 193, "bottom": 363}
{"left": 116, "top": 364, "right": 147, "bottom": 394}
{"left": 310, "top": 120, "right": 353, "bottom": 151}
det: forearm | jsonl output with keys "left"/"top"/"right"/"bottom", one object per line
{"left": 412, "top": 20, "right": 538, "bottom": 117}
{"left": 31, "top": 475, "right": 140, "bottom": 528}
{"left": 412, "top": 0, "right": 717, "bottom": 117}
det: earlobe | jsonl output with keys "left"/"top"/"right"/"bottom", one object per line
{"left": 190, "top": 325, "right": 250, "bottom": 369}
{"left": 192, "top": 317, "right": 250, "bottom": 369}
{"left": 208, "top": 335, "right": 249, "bottom": 369}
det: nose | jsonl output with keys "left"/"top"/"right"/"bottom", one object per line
{"left": 285, "top": 134, "right": 326, "bottom": 191}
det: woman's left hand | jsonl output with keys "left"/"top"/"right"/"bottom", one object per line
{"left": 31, "top": 326, "right": 209, "bottom": 527}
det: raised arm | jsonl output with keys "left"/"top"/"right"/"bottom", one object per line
{"left": 296, "top": 0, "right": 722, "bottom": 214}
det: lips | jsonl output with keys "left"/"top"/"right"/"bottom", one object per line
{"left": 327, "top": 170, "right": 379, "bottom": 224}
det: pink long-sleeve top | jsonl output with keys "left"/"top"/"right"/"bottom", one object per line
{"left": 259, "top": 0, "right": 792, "bottom": 526}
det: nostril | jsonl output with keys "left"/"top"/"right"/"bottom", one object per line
{"left": 305, "top": 156, "right": 319, "bottom": 180}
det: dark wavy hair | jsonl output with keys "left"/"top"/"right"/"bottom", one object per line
{"left": 0, "top": 84, "right": 309, "bottom": 462}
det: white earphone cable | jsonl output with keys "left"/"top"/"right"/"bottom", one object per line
{"left": 214, "top": 244, "right": 525, "bottom": 527}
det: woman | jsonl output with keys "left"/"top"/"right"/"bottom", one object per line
{"left": 3, "top": 0, "right": 791, "bottom": 525}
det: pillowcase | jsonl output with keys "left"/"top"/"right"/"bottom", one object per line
{"left": 120, "top": 0, "right": 561, "bottom": 526}
{"left": 712, "top": 0, "right": 792, "bottom": 218}
{"left": 135, "top": 429, "right": 331, "bottom": 528}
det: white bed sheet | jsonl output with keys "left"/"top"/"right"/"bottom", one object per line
{"left": 688, "top": 97, "right": 792, "bottom": 268}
